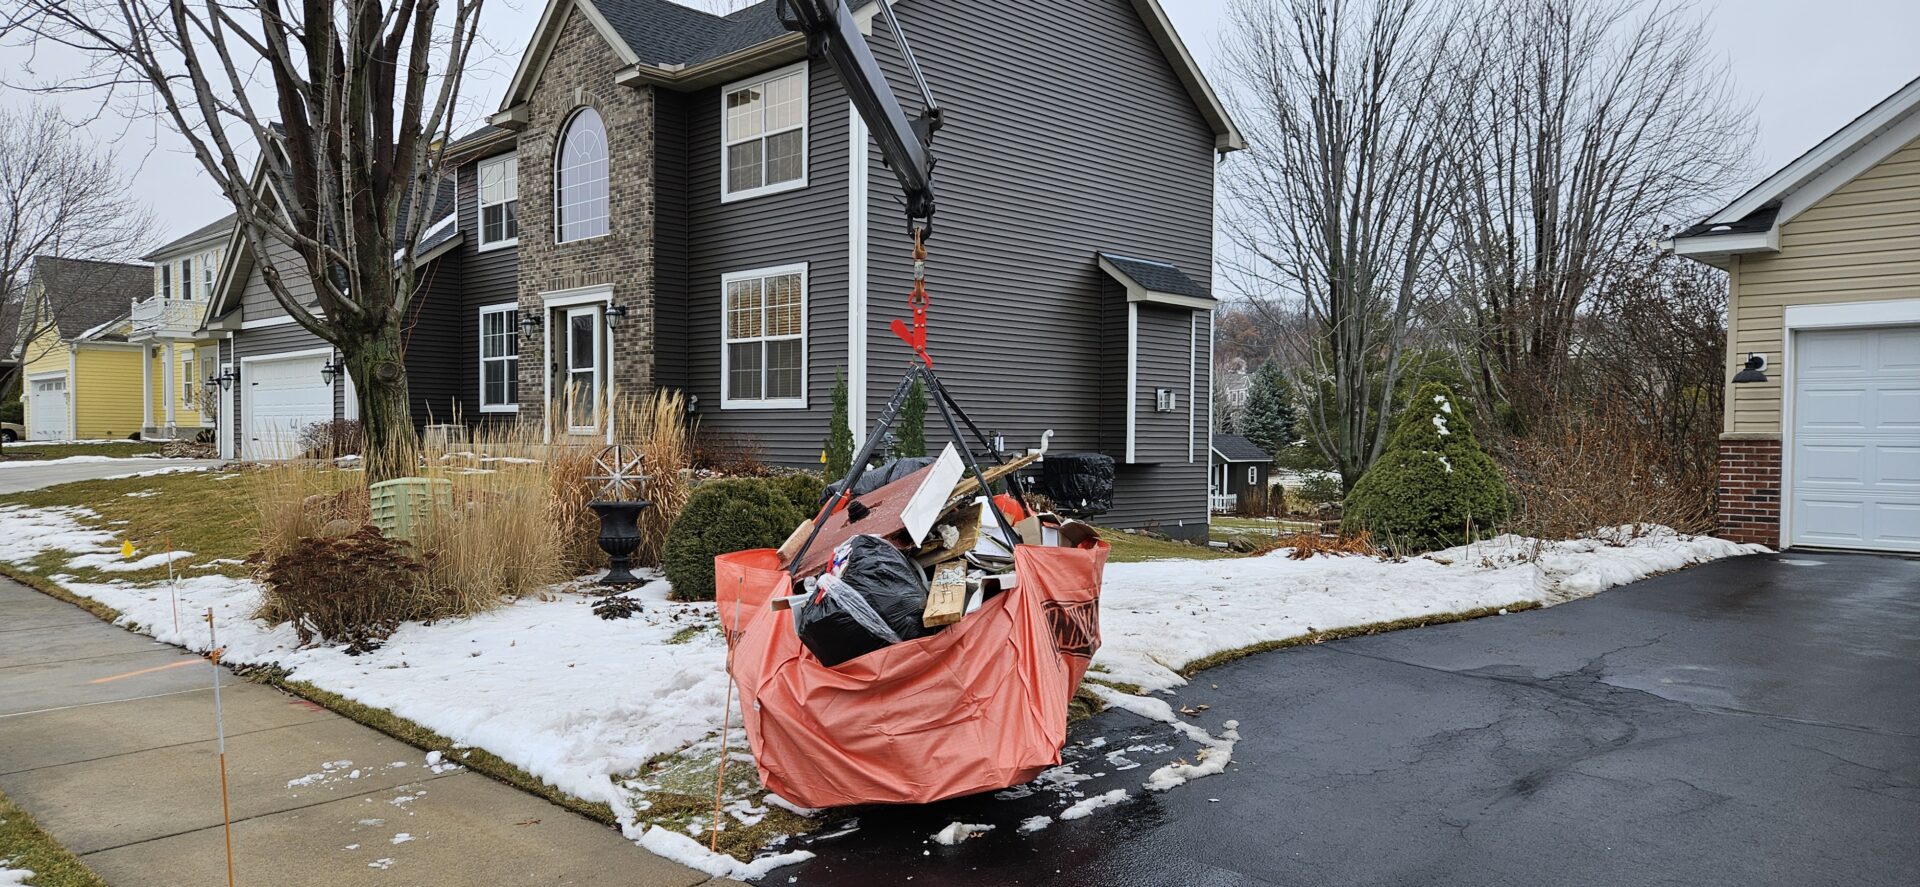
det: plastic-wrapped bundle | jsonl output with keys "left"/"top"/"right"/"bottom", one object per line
{"left": 820, "top": 457, "right": 938, "bottom": 508}
{"left": 793, "top": 535, "right": 937, "bottom": 667}
{"left": 1040, "top": 453, "right": 1115, "bottom": 517}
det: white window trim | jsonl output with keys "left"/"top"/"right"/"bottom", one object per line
{"left": 719, "top": 61, "right": 810, "bottom": 204}
{"left": 477, "top": 302, "right": 521, "bottom": 414}
{"left": 561, "top": 305, "right": 605, "bottom": 435}
{"left": 538, "top": 286, "right": 616, "bottom": 444}
{"left": 720, "top": 262, "right": 809, "bottom": 411}
{"left": 553, "top": 108, "right": 611, "bottom": 246}
{"left": 476, "top": 154, "right": 521, "bottom": 252}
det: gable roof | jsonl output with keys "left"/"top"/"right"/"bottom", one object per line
{"left": 26, "top": 256, "right": 149, "bottom": 343}
{"left": 1669, "top": 74, "right": 1920, "bottom": 267}
{"left": 144, "top": 212, "right": 238, "bottom": 262}
{"left": 497, "top": 0, "right": 1242, "bottom": 152}
{"left": 1212, "top": 433, "right": 1271, "bottom": 464}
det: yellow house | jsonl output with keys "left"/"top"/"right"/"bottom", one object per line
{"left": 1671, "top": 74, "right": 1920, "bottom": 554}
{"left": 14, "top": 257, "right": 152, "bottom": 441}
{"left": 133, "top": 213, "right": 234, "bottom": 439}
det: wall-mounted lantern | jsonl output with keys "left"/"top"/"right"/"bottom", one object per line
{"left": 603, "top": 303, "right": 629, "bottom": 329}
{"left": 518, "top": 312, "right": 542, "bottom": 343}
{"left": 1732, "top": 353, "right": 1769, "bottom": 384}
{"left": 206, "top": 367, "right": 238, "bottom": 392}
{"left": 321, "top": 358, "right": 346, "bottom": 386}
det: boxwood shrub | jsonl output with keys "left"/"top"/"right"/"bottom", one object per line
{"left": 662, "top": 478, "right": 805, "bottom": 601}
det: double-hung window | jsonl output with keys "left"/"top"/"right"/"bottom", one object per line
{"left": 479, "top": 304, "right": 520, "bottom": 412}
{"left": 478, "top": 155, "right": 519, "bottom": 249}
{"left": 722, "top": 265, "right": 806, "bottom": 409}
{"left": 158, "top": 264, "right": 171, "bottom": 300}
{"left": 179, "top": 257, "right": 193, "bottom": 300}
{"left": 202, "top": 250, "right": 218, "bottom": 295}
{"left": 722, "top": 64, "right": 807, "bottom": 202}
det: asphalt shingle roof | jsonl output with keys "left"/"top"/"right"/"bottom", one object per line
{"left": 1212, "top": 433, "right": 1271, "bottom": 463}
{"left": 1675, "top": 203, "right": 1780, "bottom": 239}
{"left": 1099, "top": 252, "right": 1213, "bottom": 301}
{"left": 27, "top": 256, "right": 149, "bottom": 342}
{"left": 144, "top": 212, "right": 237, "bottom": 261}
{"left": 597, "top": 0, "right": 790, "bottom": 68}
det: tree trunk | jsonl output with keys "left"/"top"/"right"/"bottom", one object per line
{"left": 343, "top": 317, "right": 419, "bottom": 483}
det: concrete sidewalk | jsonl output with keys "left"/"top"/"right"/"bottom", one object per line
{"left": 0, "top": 578, "right": 736, "bottom": 886}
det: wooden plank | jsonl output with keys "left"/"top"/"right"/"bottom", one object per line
{"left": 923, "top": 561, "right": 968, "bottom": 628}
{"left": 941, "top": 452, "right": 1042, "bottom": 512}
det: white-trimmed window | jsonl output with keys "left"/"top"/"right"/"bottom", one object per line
{"left": 157, "top": 264, "right": 171, "bottom": 300}
{"left": 479, "top": 304, "right": 520, "bottom": 412}
{"left": 555, "top": 108, "right": 609, "bottom": 243}
{"left": 721, "top": 64, "right": 808, "bottom": 202}
{"left": 478, "top": 155, "right": 519, "bottom": 249}
{"left": 721, "top": 264, "right": 806, "bottom": 408}
{"left": 1247, "top": 466, "right": 1258, "bottom": 486}
{"left": 201, "top": 250, "right": 217, "bottom": 295}
{"left": 179, "top": 257, "right": 194, "bottom": 300}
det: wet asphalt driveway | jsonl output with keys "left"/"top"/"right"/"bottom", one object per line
{"left": 781, "top": 552, "right": 1919, "bottom": 886}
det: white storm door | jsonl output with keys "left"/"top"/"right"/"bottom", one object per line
{"left": 1790, "top": 325, "right": 1920, "bottom": 552}
{"left": 562, "top": 306, "right": 603, "bottom": 435}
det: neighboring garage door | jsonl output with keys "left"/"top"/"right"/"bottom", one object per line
{"left": 1790, "top": 325, "right": 1920, "bottom": 552}
{"left": 27, "top": 376, "right": 70, "bottom": 441}
{"left": 243, "top": 353, "right": 334, "bottom": 460}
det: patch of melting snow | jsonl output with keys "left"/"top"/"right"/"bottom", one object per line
{"left": 368, "top": 858, "right": 395, "bottom": 870}
{"left": 390, "top": 833, "right": 413, "bottom": 845}
{"left": 1017, "top": 815, "right": 1053, "bottom": 834}
{"left": 763, "top": 793, "right": 821, "bottom": 817}
{"left": 805, "top": 819, "right": 861, "bottom": 842}
{"left": 930, "top": 822, "right": 994, "bottom": 845}
{"left": 639, "top": 826, "right": 814, "bottom": 881}
{"left": 1059, "top": 789, "right": 1130, "bottom": 821}
{"left": 1778, "top": 559, "right": 1825, "bottom": 567}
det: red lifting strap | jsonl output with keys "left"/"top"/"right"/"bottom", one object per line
{"left": 890, "top": 228, "right": 934, "bottom": 367}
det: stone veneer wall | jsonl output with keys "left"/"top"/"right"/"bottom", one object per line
{"left": 513, "top": 6, "right": 658, "bottom": 430}
{"left": 1718, "top": 437, "right": 1782, "bottom": 546}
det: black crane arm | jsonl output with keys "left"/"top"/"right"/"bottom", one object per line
{"left": 778, "top": 0, "right": 943, "bottom": 234}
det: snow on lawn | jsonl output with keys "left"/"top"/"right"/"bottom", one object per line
{"left": 1093, "top": 526, "right": 1767, "bottom": 692}
{"left": 0, "top": 501, "right": 1763, "bottom": 876}
{"left": 0, "top": 454, "right": 147, "bottom": 468}
{"left": 0, "top": 861, "right": 31, "bottom": 886}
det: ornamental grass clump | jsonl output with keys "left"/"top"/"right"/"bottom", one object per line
{"left": 1343, "top": 383, "right": 1512, "bottom": 554}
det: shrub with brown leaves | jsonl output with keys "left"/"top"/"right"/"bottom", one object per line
{"left": 259, "top": 525, "right": 425, "bottom": 654}
{"left": 1503, "top": 401, "right": 1716, "bottom": 540}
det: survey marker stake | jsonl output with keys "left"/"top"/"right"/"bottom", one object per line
{"left": 206, "top": 607, "right": 237, "bottom": 887}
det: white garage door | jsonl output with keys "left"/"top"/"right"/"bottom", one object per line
{"left": 1790, "top": 325, "right": 1920, "bottom": 552}
{"left": 28, "top": 376, "right": 70, "bottom": 441}
{"left": 243, "top": 354, "right": 334, "bottom": 460}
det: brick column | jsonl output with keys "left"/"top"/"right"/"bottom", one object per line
{"left": 1718, "top": 437, "right": 1782, "bottom": 546}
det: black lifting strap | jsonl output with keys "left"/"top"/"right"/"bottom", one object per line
{"left": 784, "top": 364, "right": 1023, "bottom": 578}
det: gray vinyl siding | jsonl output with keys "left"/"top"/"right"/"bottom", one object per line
{"left": 858, "top": 0, "right": 1217, "bottom": 533}
{"left": 1132, "top": 304, "right": 1196, "bottom": 463}
{"left": 682, "top": 60, "right": 854, "bottom": 461}
{"left": 655, "top": 94, "right": 691, "bottom": 392}
{"left": 454, "top": 151, "right": 522, "bottom": 425}
{"left": 229, "top": 320, "right": 342, "bottom": 442}
{"left": 405, "top": 253, "right": 466, "bottom": 426}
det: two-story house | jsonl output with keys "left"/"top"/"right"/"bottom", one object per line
{"left": 198, "top": 0, "right": 1240, "bottom": 539}
{"left": 13, "top": 257, "right": 152, "bottom": 441}
{"left": 131, "top": 214, "right": 235, "bottom": 440}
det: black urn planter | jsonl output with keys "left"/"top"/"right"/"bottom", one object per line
{"left": 589, "top": 500, "right": 653, "bottom": 586}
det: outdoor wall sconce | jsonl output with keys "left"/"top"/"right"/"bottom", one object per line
{"left": 206, "top": 368, "right": 238, "bottom": 392}
{"left": 604, "top": 303, "right": 629, "bottom": 329}
{"left": 991, "top": 430, "right": 1007, "bottom": 455}
{"left": 686, "top": 394, "right": 700, "bottom": 414}
{"left": 518, "top": 313, "right": 542, "bottom": 343}
{"left": 320, "top": 358, "right": 345, "bottom": 386}
{"left": 1732, "top": 353, "right": 1769, "bottom": 384}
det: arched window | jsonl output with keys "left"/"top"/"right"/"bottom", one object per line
{"left": 555, "top": 108, "right": 609, "bottom": 243}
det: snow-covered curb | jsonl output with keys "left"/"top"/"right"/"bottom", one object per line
{"left": 0, "top": 502, "right": 1764, "bottom": 877}
{"left": 0, "top": 454, "right": 164, "bottom": 469}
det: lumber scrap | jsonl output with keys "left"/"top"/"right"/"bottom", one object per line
{"left": 923, "top": 561, "right": 968, "bottom": 627}
{"left": 940, "top": 453, "right": 1041, "bottom": 512}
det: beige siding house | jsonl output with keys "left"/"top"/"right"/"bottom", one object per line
{"left": 1672, "top": 75, "right": 1920, "bottom": 553}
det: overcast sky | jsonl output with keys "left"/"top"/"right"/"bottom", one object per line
{"left": 3, "top": 0, "right": 1917, "bottom": 241}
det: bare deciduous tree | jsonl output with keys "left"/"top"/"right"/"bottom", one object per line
{"left": 8, "top": 0, "right": 487, "bottom": 479}
{"left": 1, "top": 104, "right": 153, "bottom": 450}
{"left": 1438, "top": 0, "right": 1750, "bottom": 427}
{"left": 1220, "top": 0, "right": 1465, "bottom": 490}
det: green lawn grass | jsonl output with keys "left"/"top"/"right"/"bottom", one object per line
{"left": 0, "top": 442, "right": 162, "bottom": 461}
{"left": 0, "top": 470, "right": 256, "bottom": 583}
{"left": 1096, "top": 526, "right": 1240, "bottom": 562}
{"left": 0, "top": 790, "right": 109, "bottom": 887}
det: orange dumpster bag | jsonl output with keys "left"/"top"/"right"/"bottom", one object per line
{"left": 713, "top": 541, "right": 1108, "bottom": 809}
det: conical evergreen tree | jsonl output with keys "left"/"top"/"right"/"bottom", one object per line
{"left": 897, "top": 379, "right": 928, "bottom": 458}
{"left": 1342, "top": 382, "right": 1511, "bottom": 552}
{"left": 825, "top": 368, "right": 854, "bottom": 478}
{"left": 1242, "top": 359, "right": 1295, "bottom": 457}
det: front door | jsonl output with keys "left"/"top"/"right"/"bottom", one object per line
{"left": 562, "top": 305, "right": 603, "bottom": 435}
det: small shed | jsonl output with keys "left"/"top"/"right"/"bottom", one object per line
{"left": 1210, "top": 433, "right": 1273, "bottom": 513}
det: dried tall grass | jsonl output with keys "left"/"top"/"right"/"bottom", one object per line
{"left": 635, "top": 389, "right": 691, "bottom": 565}
{"left": 1503, "top": 402, "right": 1717, "bottom": 540}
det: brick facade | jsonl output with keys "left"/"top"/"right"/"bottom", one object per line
{"left": 1718, "top": 437, "right": 1782, "bottom": 546}
{"left": 514, "top": 7, "right": 658, "bottom": 431}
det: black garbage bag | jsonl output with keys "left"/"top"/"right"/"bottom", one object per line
{"left": 1040, "top": 452, "right": 1115, "bottom": 516}
{"left": 794, "top": 535, "right": 939, "bottom": 667}
{"left": 820, "top": 456, "right": 938, "bottom": 506}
